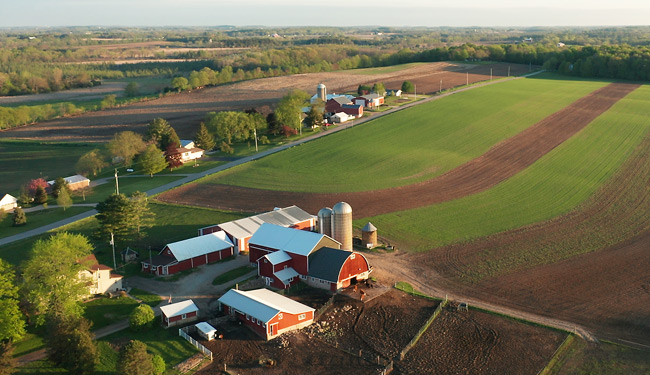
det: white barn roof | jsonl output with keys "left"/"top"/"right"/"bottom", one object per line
{"left": 204, "top": 206, "right": 314, "bottom": 240}
{"left": 274, "top": 267, "right": 299, "bottom": 283}
{"left": 166, "top": 231, "right": 233, "bottom": 262}
{"left": 48, "top": 174, "right": 90, "bottom": 185}
{"left": 263, "top": 251, "right": 292, "bottom": 265}
{"left": 249, "top": 223, "right": 337, "bottom": 256}
{"left": 218, "top": 288, "right": 314, "bottom": 323}
{"left": 160, "top": 299, "right": 198, "bottom": 317}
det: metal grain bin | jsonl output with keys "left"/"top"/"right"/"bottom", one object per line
{"left": 332, "top": 202, "right": 353, "bottom": 251}
{"left": 318, "top": 207, "right": 333, "bottom": 237}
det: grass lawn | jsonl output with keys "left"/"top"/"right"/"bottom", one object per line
{"left": 0, "top": 202, "right": 246, "bottom": 268}
{"left": 212, "top": 265, "right": 255, "bottom": 285}
{"left": 0, "top": 140, "right": 95, "bottom": 194}
{"left": 130, "top": 287, "right": 163, "bottom": 307}
{"left": 547, "top": 339, "right": 650, "bottom": 375}
{"left": 75, "top": 175, "right": 183, "bottom": 203}
{"left": 209, "top": 74, "right": 608, "bottom": 193}
{"left": 365, "top": 84, "right": 650, "bottom": 258}
{"left": 0, "top": 206, "right": 92, "bottom": 240}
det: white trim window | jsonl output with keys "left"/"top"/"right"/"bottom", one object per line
{"left": 181, "top": 314, "right": 187, "bottom": 319}
{"left": 278, "top": 313, "right": 283, "bottom": 320}
{"left": 298, "top": 313, "right": 306, "bottom": 320}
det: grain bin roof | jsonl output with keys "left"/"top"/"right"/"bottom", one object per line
{"left": 362, "top": 222, "right": 377, "bottom": 232}
{"left": 332, "top": 202, "right": 352, "bottom": 214}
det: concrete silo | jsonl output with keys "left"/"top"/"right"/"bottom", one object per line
{"left": 317, "top": 207, "right": 333, "bottom": 237}
{"left": 317, "top": 83, "right": 327, "bottom": 101}
{"left": 332, "top": 202, "right": 353, "bottom": 250}
{"left": 361, "top": 222, "right": 377, "bottom": 248}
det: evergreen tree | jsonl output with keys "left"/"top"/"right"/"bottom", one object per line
{"left": 34, "top": 186, "right": 47, "bottom": 205}
{"left": 146, "top": 118, "right": 172, "bottom": 148}
{"left": 12, "top": 208, "right": 26, "bottom": 227}
{"left": 193, "top": 122, "right": 216, "bottom": 151}
{"left": 0, "top": 343, "right": 17, "bottom": 375}
{"left": 118, "top": 340, "right": 154, "bottom": 375}
{"left": 45, "top": 316, "right": 97, "bottom": 375}
{"left": 51, "top": 177, "right": 69, "bottom": 198}
{"left": 139, "top": 144, "right": 167, "bottom": 177}
{"left": 160, "top": 128, "right": 181, "bottom": 151}
{"left": 95, "top": 194, "right": 135, "bottom": 244}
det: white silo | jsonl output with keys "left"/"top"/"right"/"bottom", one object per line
{"left": 318, "top": 207, "right": 333, "bottom": 237}
{"left": 317, "top": 83, "right": 327, "bottom": 101}
{"left": 332, "top": 202, "right": 353, "bottom": 250}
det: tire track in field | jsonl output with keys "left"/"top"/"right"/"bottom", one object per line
{"left": 158, "top": 82, "right": 639, "bottom": 218}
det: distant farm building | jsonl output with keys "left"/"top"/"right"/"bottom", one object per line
{"left": 198, "top": 206, "right": 316, "bottom": 253}
{"left": 160, "top": 299, "right": 199, "bottom": 327}
{"left": 355, "top": 93, "right": 385, "bottom": 108}
{"left": 77, "top": 254, "right": 123, "bottom": 295}
{"left": 141, "top": 231, "right": 234, "bottom": 276}
{"left": 167, "top": 141, "right": 204, "bottom": 163}
{"left": 331, "top": 112, "right": 352, "bottom": 123}
{"left": 389, "top": 89, "right": 402, "bottom": 97}
{"left": 47, "top": 175, "right": 90, "bottom": 191}
{"left": 218, "top": 288, "right": 314, "bottom": 340}
{"left": 0, "top": 194, "right": 17, "bottom": 212}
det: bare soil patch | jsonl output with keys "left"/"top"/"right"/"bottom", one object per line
{"left": 0, "top": 62, "right": 527, "bottom": 143}
{"left": 395, "top": 306, "right": 565, "bottom": 375}
{"left": 157, "top": 82, "right": 638, "bottom": 218}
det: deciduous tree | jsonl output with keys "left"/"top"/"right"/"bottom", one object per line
{"left": 165, "top": 143, "right": 183, "bottom": 171}
{"left": 401, "top": 81, "right": 415, "bottom": 93}
{"left": 275, "top": 90, "right": 309, "bottom": 134}
{"left": 130, "top": 191, "right": 154, "bottom": 241}
{"left": 124, "top": 82, "right": 139, "bottom": 97}
{"left": 139, "top": 144, "right": 167, "bottom": 177}
{"left": 107, "top": 131, "right": 147, "bottom": 166}
{"left": 100, "top": 94, "right": 117, "bottom": 110}
{"left": 26, "top": 178, "right": 48, "bottom": 197}
{"left": 56, "top": 187, "right": 72, "bottom": 211}
{"left": 76, "top": 149, "right": 107, "bottom": 177}
{"left": 129, "top": 304, "right": 155, "bottom": 331}
{"left": 22, "top": 232, "right": 93, "bottom": 325}
{"left": 11, "top": 208, "right": 26, "bottom": 227}
{"left": 171, "top": 77, "right": 188, "bottom": 92}
{"left": 152, "top": 355, "right": 165, "bottom": 375}
{"left": 372, "top": 82, "right": 386, "bottom": 95}
{"left": 45, "top": 316, "right": 97, "bottom": 375}
{"left": 0, "top": 343, "right": 17, "bottom": 375}
{"left": 0, "top": 260, "right": 25, "bottom": 344}
{"left": 51, "top": 177, "right": 69, "bottom": 198}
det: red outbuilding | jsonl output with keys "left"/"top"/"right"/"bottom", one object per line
{"left": 305, "top": 247, "right": 372, "bottom": 292}
{"left": 141, "top": 231, "right": 234, "bottom": 276}
{"left": 218, "top": 288, "right": 314, "bottom": 340}
{"left": 160, "top": 299, "right": 199, "bottom": 327}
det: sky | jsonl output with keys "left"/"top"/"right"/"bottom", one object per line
{"left": 2, "top": 0, "right": 650, "bottom": 28}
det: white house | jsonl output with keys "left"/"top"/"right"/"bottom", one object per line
{"left": 77, "top": 254, "right": 123, "bottom": 296}
{"left": 331, "top": 112, "right": 351, "bottom": 123}
{"left": 0, "top": 194, "right": 17, "bottom": 212}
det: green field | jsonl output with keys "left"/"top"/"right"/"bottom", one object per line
{"left": 364, "top": 84, "right": 650, "bottom": 252}
{"left": 77, "top": 175, "right": 183, "bottom": 203}
{"left": 209, "top": 74, "right": 608, "bottom": 193}
{"left": 0, "top": 206, "right": 92, "bottom": 239}
{"left": 0, "top": 140, "right": 95, "bottom": 194}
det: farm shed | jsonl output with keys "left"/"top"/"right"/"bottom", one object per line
{"left": 77, "top": 254, "right": 123, "bottom": 295}
{"left": 160, "top": 299, "right": 199, "bottom": 327}
{"left": 331, "top": 112, "right": 351, "bottom": 123}
{"left": 0, "top": 194, "right": 17, "bottom": 212}
{"left": 354, "top": 93, "right": 385, "bottom": 108}
{"left": 305, "top": 247, "right": 372, "bottom": 292}
{"left": 141, "top": 231, "right": 234, "bottom": 276}
{"left": 47, "top": 174, "right": 90, "bottom": 191}
{"left": 325, "top": 96, "right": 353, "bottom": 113}
{"left": 198, "top": 206, "right": 316, "bottom": 253}
{"left": 195, "top": 322, "right": 219, "bottom": 341}
{"left": 218, "top": 288, "right": 314, "bottom": 340}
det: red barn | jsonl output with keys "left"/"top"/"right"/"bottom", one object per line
{"left": 218, "top": 288, "right": 314, "bottom": 340}
{"left": 325, "top": 96, "right": 353, "bottom": 113}
{"left": 354, "top": 93, "right": 385, "bottom": 108}
{"left": 340, "top": 104, "right": 363, "bottom": 117}
{"left": 141, "top": 231, "right": 234, "bottom": 276}
{"left": 306, "top": 247, "right": 372, "bottom": 292}
{"left": 249, "top": 223, "right": 341, "bottom": 289}
{"left": 160, "top": 299, "right": 199, "bottom": 327}
{"left": 198, "top": 206, "right": 315, "bottom": 253}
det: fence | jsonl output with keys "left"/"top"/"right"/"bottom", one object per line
{"left": 398, "top": 299, "right": 448, "bottom": 360}
{"left": 179, "top": 327, "right": 213, "bottom": 362}
{"left": 314, "top": 293, "right": 337, "bottom": 321}
{"left": 536, "top": 334, "right": 575, "bottom": 375}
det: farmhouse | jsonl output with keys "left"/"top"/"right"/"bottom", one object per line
{"left": 141, "top": 231, "right": 234, "bottom": 276}
{"left": 47, "top": 175, "right": 90, "bottom": 191}
{"left": 160, "top": 299, "right": 199, "bottom": 327}
{"left": 218, "top": 288, "right": 314, "bottom": 340}
{"left": 305, "top": 247, "right": 372, "bottom": 292}
{"left": 0, "top": 194, "right": 17, "bottom": 212}
{"left": 354, "top": 93, "right": 385, "bottom": 108}
{"left": 198, "top": 206, "right": 316, "bottom": 253}
{"left": 166, "top": 144, "right": 204, "bottom": 163}
{"left": 77, "top": 254, "right": 123, "bottom": 295}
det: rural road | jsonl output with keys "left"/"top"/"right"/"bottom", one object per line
{"left": 0, "top": 70, "right": 545, "bottom": 248}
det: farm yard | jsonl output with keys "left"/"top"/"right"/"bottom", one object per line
{"left": 0, "top": 62, "right": 529, "bottom": 143}
{"left": 394, "top": 306, "right": 566, "bottom": 375}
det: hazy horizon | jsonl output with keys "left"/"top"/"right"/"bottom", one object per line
{"left": 2, "top": 0, "right": 650, "bottom": 28}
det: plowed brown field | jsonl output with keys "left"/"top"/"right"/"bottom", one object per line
{"left": 157, "top": 82, "right": 638, "bottom": 218}
{"left": 0, "top": 62, "right": 528, "bottom": 142}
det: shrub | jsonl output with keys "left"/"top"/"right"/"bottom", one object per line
{"left": 129, "top": 304, "right": 155, "bottom": 331}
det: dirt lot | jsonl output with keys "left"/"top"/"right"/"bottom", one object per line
{"left": 0, "top": 62, "right": 528, "bottom": 143}
{"left": 194, "top": 289, "right": 437, "bottom": 375}
{"left": 157, "top": 82, "right": 638, "bottom": 218}
{"left": 395, "top": 306, "right": 566, "bottom": 375}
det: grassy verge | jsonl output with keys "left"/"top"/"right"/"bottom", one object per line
{"left": 545, "top": 338, "right": 650, "bottom": 375}
{"left": 208, "top": 75, "right": 608, "bottom": 193}
{"left": 75, "top": 175, "right": 183, "bottom": 203}
{"left": 0, "top": 206, "right": 92, "bottom": 240}
{"left": 365, "top": 84, "right": 650, "bottom": 255}
{"left": 83, "top": 296, "right": 140, "bottom": 330}
{"left": 212, "top": 265, "right": 255, "bottom": 285}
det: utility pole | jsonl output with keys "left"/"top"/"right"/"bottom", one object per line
{"left": 508, "top": 66, "right": 511, "bottom": 77}
{"left": 466, "top": 72, "right": 469, "bottom": 86}
{"left": 110, "top": 232, "right": 116, "bottom": 270}
{"left": 439, "top": 80, "right": 442, "bottom": 93}
{"left": 253, "top": 128, "right": 258, "bottom": 152}
{"left": 490, "top": 68, "right": 493, "bottom": 81}
{"left": 414, "top": 84, "right": 417, "bottom": 100}
{"left": 114, "top": 168, "right": 119, "bottom": 195}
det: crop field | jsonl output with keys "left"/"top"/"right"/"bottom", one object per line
{"left": 0, "top": 62, "right": 529, "bottom": 143}
{"left": 395, "top": 306, "right": 565, "bottom": 375}
{"left": 367, "top": 83, "right": 649, "bottom": 251}
{"left": 209, "top": 74, "right": 607, "bottom": 193}
{"left": 0, "top": 140, "right": 95, "bottom": 194}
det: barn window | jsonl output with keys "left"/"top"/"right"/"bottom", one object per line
{"left": 278, "top": 313, "right": 283, "bottom": 320}
{"left": 246, "top": 315, "right": 250, "bottom": 320}
{"left": 252, "top": 318, "right": 256, "bottom": 324}
{"left": 298, "top": 314, "right": 306, "bottom": 320}
{"left": 181, "top": 314, "right": 186, "bottom": 320}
